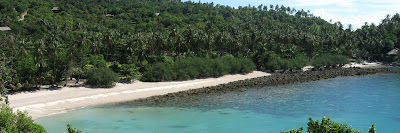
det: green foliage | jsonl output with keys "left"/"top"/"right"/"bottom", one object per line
{"left": 355, "top": 58, "right": 364, "bottom": 64}
{"left": 83, "top": 55, "right": 107, "bottom": 69}
{"left": 0, "top": 60, "right": 11, "bottom": 104}
{"left": 15, "top": 55, "right": 38, "bottom": 86}
{"left": 141, "top": 57, "right": 256, "bottom": 82}
{"left": 282, "top": 117, "right": 376, "bottom": 133}
{"left": 67, "top": 124, "right": 82, "bottom": 133}
{"left": 141, "top": 62, "right": 176, "bottom": 82}
{"left": 254, "top": 49, "right": 307, "bottom": 71}
{"left": 368, "top": 123, "right": 376, "bottom": 133}
{"left": 281, "top": 127, "right": 303, "bottom": 133}
{"left": 110, "top": 63, "right": 140, "bottom": 79}
{"left": 0, "top": 103, "right": 47, "bottom": 133}
{"left": 307, "top": 117, "right": 360, "bottom": 133}
{"left": 257, "top": 52, "right": 308, "bottom": 71}
{"left": 120, "top": 64, "right": 141, "bottom": 79}
{"left": 312, "top": 54, "right": 348, "bottom": 68}
{"left": 53, "top": 53, "right": 71, "bottom": 85}
{"left": 86, "top": 67, "right": 119, "bottom": 88}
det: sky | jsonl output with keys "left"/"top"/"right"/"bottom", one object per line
{"left": 183, "top": 0, "right": 400, "bottom": 30}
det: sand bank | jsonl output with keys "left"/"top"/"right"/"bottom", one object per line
{"left": 8, "top": 71, "right": 270, "bottom": 119}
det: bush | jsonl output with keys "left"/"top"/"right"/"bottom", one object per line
{"left": 238, "top": 57, "right": 256, "bottom": 73}
{"left": 82, "top": 54, "right": 107, "bottom": 68}
{"left": 264, "top": 56, "right": 308, "bottom": 71}
{"left": 312, "top": 54, "right": 349, "bottom": 68}
{"left": 141, "top": 56, "right": 256, "bottom": 82}
{"left": 15, "top": 55, "right": 38, "bottom": 87}
{"left": 0, "top": 104, "right": 47, "bottom": 133}
{"left": 110, "top": 63, "right": 140, "bottom": 79}
{"left": 119, "top": 64, "right": 140, "bottom": 79}
{"left": 86, "top": 68, "right": 119, "bottom": 88}
{"left": 141, "top": 62, "right": 176, "bottom": 82}
{"left": 281, "top": 117, "right": 376, "bottom": 133}
{"left": 67, "top": 124, "right": 82, "bottom": 133}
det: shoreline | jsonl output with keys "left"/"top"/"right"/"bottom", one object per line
{"left": 8, "top": 71, "right": 271, "bottom": 119}
{"left": 131, "top": 67, "right": 399, "bottom": 105}
{"left": 7, "top": 65, "right": 398, "bottom": 120}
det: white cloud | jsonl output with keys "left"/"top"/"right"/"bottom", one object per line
{"left": 311, "top": 8, "right": 384, "bottom": 29}
{"left": 287, "top": 0, "right": 356, "bottom": 7}
{"left": 288, "top": 0, "right": 400, "bottom": 29}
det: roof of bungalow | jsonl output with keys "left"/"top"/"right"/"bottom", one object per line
{"left": 387, "top": 48, "right": 399, "bottom": 55}
{"left": 155, "top": 13, "right": 160, "bottom": 16}
{"left": 51, "top": 7, "right": 60, "bottom": 11}
{"left": 0, "top": 27, "right": 11, "bottom": 31}
{"left": 105, "top": 14, "right": 114, "bottom": 17}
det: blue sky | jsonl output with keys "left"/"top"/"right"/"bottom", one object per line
{"left": 183, "top": 0, "right": 400, "bottom": 29}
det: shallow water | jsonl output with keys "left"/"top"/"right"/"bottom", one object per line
{"left": 36, "top": 74, "right": 400, "bottom": 133}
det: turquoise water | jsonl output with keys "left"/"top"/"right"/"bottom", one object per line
{"left": 36, "top": 74, "right": 400, "bottom": 133}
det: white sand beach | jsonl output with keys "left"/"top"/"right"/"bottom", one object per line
{"left": 8, "top": 71, "right": 270, "bottom": 119}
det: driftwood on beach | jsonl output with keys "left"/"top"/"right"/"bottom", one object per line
{"left": 134, "top": 67, "right": 399, "bottom": 103}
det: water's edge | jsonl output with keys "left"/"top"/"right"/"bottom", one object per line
{"left": 36, "top": 72, "right": 400, "bottom": 133}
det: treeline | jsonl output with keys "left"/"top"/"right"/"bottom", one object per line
{"left": 142, "top": 55, "right": 255, "bottom": 82}
{"left": 0, "top": 0, "right": 399, "bottom": 90}
{"left": 255, "top": 53, "right": 348, "bottom": 71}
{"left": 311, "top": 54, "right": 348, "bottom": 68}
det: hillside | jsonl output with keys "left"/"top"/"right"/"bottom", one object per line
{"left": 0, "top": 0, "right": 399, "bottom": 90}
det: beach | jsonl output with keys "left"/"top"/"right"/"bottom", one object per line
{"left": 7, "top": 62, "right": 389, "bottom": 119}
{"left": 8, "top": 71, "right": 270, "bottom": 119}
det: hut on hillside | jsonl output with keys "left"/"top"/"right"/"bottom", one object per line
{"left": 387, "top": 48, "right": 399, "bottom": 55}
{"left": 131, "top": 20, "right": 138, "bottom": 24}
{"left": 155, "top": 13, "right": 160, "bottom": 16}
{"left": 105, "top": 14, "right": 115, "bottom": 17}
{"left": 0, "top": 27, "right": 11, "bottom": 31}
{"left": 387, "top": 48, "right": 399, "bottom": 61}
{"left": 52, "top": 7, "right": 61, "bottom": 13}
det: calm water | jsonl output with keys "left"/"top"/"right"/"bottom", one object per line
{"left": 36, "top": 74, "right": 400, "bottom": 133}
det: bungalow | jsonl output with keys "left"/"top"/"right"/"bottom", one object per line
{"left": 51, "top": 7, "right": 61, "bottom": 13}
{"left": 387, "top": 48, "right": 399, "bottom": 56}
{"left": 155, "top": 13, "right": 160, "bottom": 16}
{"left": 387, "top": 48, "right": 399, "bottom": 62}
{"left": 0, "top": 27, "right": 11, "bottom": 31}
{"left": 105, "top": 14, "right": 114, "bottom": 17}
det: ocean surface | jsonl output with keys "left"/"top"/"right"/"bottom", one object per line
{"left": 36, "top": 73, "right": 400, "bottom": 133}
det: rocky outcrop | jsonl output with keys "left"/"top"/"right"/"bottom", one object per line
{"left": 133, "top": 67, "right": 399, "bottom": 104}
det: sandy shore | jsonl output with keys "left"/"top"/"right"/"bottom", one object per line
{"left": 8, "top": 71, "right": 270, "bottom": 119}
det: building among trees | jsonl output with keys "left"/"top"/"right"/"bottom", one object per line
{"left": 105, "top": 14, "right": 114, "bottom": 17}
{"left": 51, "top": 7, "right": 61, "bottom": 13}
{"left": 387, "top": 48, "right": 399, "bottom": 55}
{"left": 0, "top": 27, "right": 11, "bottom": 31}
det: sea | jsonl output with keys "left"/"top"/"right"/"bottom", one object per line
{"left": 36, "top": 73, "right": 400, "bottom": 133}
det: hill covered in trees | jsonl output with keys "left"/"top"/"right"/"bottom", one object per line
{"left": 0, "top": 0, "right": 400, "bottom": 89}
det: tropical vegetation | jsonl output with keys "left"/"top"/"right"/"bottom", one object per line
{"left": 282, "top": 117, "right": 376, "bottom": 133}
{"left": 0, "top": 103, "right": 46, "bottom": 133}
{"left": 142, "top": 55, "right": 255, "bottom": 81}
{"left": 0, "top": 0, "right": 399, "bottom": 89}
